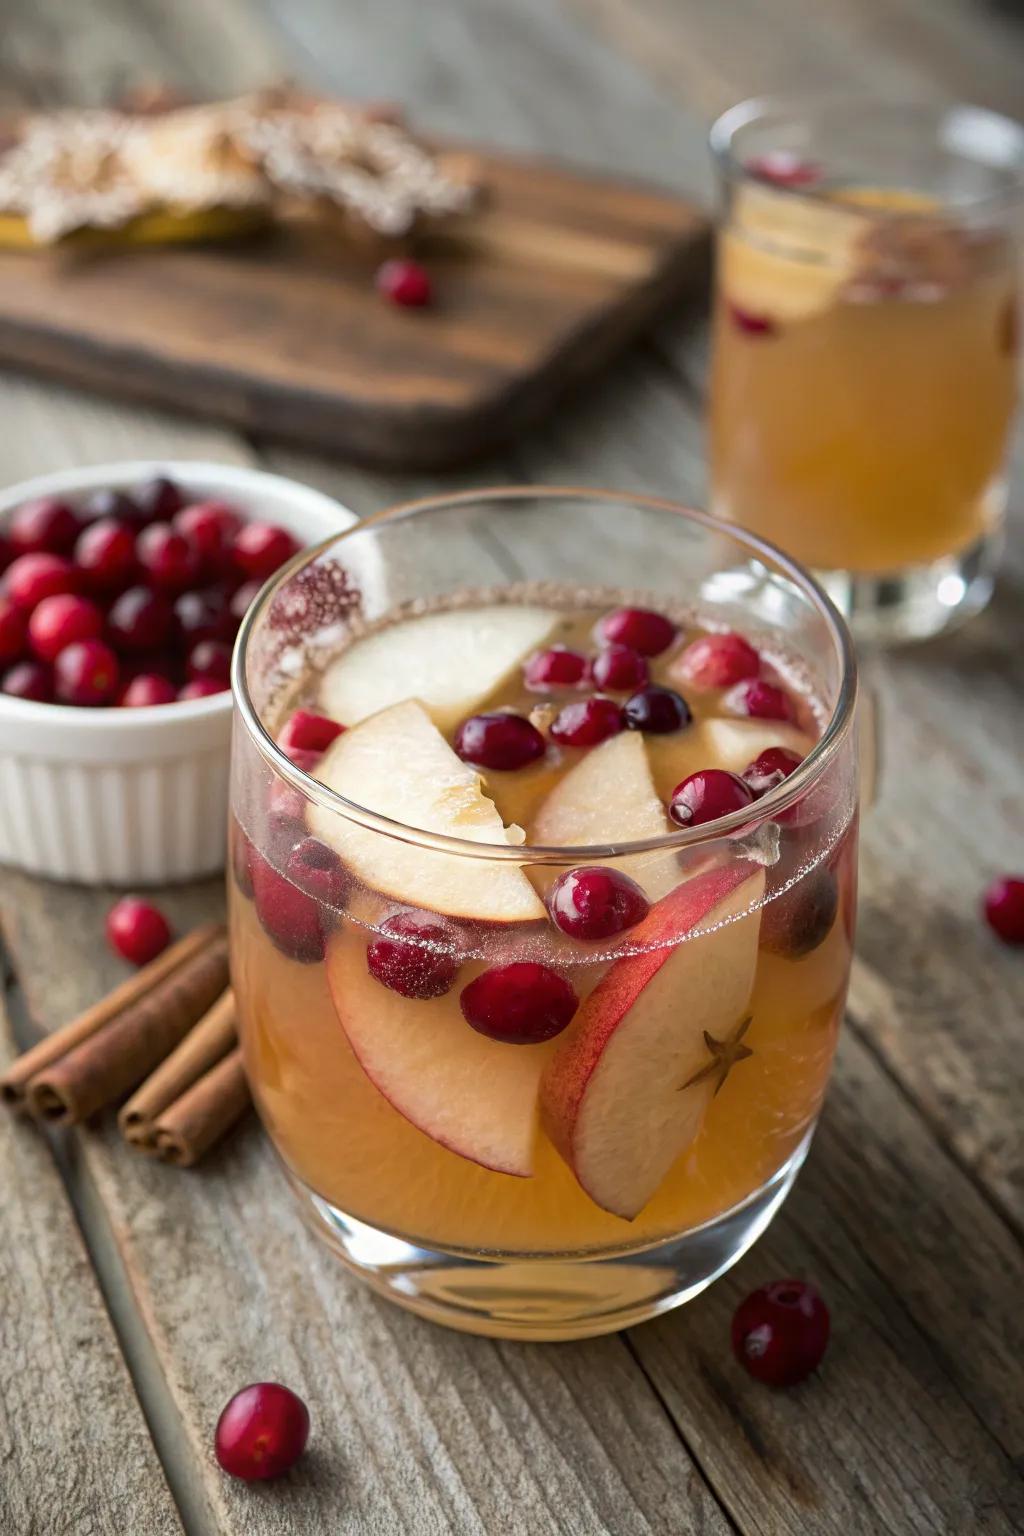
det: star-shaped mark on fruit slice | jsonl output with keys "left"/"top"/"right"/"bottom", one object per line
{"left": 680, "top": 1015, "right": 754, "bottom": 1096}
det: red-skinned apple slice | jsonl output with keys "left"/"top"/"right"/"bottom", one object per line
{"left": 540, "top": 861, "right": 765, "bottom": 1219}
{"left": 326, "top": 925, "right": 553, "bottom": 1175}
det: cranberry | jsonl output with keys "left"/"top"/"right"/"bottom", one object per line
{"left": 251, "top": 848, "right": 327, "bottom": 963}
{"left": 2, "top": 660, "right": 52, "bottom": 702}
{"left": 135, "top": 523, "right": 200, "bottom": 592}
{"left": 174, "top": 500, "right": 241, "bottom": 574}
{"left": 80, "top": 489, "right": 141, "bottom": 528}
{"left": 549, "top": 695, "right": 623, "bottom": 749}
{"left": 107, "top": 586, "right": 173, "bottom": 653}
{"left": 214, "top": 1382, "right": 310, "bottom": 1481}
{"left": 675, "top": 631, "right": 760, "bottom": 691}
{"left": 762, "top": 863, "right": 838, "bottom": 958}
{"left": 135, "top": 476, "right": 184, "bottom": 524}
{"left": 454, "top": 711, "right": 545, "bottom": 771}
{"left": 28, "top": 594, "right": 104, "bottom": 663}
{"left": 746, "top": 152, "right": 823, "bottom": 188}
{"left": 743, "top": 746, "right": 804, "bottom": 798}
{"left": 732, "top": 1279, "right": 830, "bottom": 1387}
{"left": 173, "top": 588, "right": 234, "bottom": 646}
{"left": 8, "top": 496, "right": 79, "bottom": 555}
{"left": 0, "top": 532, "right": 12, "bottom": 574}
{"left": 54, "top": 639, "right": 120, "bottom": 706}
{"left": 728, "top": 305, "right": 778, "bottom": 337}
{"left": 186, "top": 640, "right": 232, "bottom": 685}
{"left": 670, "top": 769, "right": 754, "bottom": 828}
{"left": 724, "top": 678, "right": 795, "bottom": 722}
{"left": 623, "top": 685, "right": 691, "bottom": 734}
{"left": 4, "top": 553, "right": 77, "bottom": 610}
{"left": 119, "top": 672, "right": 178, "bottom": 707}
{"left": 596, "top": 606, "right": 677, "bottom": 657}
{"left": 106, "top": 897, "right": 172, "bottom": 966}
{"left": 278, "top": 709, "right": 344, "bottom": 756}
{"left": 179, "top": 677, "right": 226, "bottom": 700}
{"left": 229, "top": 579, "right": 263, "bottom": 623}
{"left": 288, "top": 836, "right": 348, "bottom": 911}
{"left": 376, "top": 257, "right": 433, "bottom": 307}
{"left": 523, "top": 646, "right": 589, "bottom": 691}
{"left": 366, "top": 910, "right": 461, "bottom": 999}
{"left": 461, "top": 963, "right": 577, "bottom": 1044}
{"left": 73, "top": 518, "right": 137, "bottom": 594}
{"left": 590, "top": 644, "right": 648, "bottom": 692}
{"left": 549, "top": 866, "right": 650, "bottom": 941}
{"left": 983, "top": 876, "right": 1024, "bottom": 945}
{"left": 231, "top": 523, "right": 299, "bottom": 582}
{"left": 0, "top": 596, "right": 26, "bottom": 664}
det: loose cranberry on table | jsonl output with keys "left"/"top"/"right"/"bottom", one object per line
{"left": 214, "top": 1382, "right": 310, "bottom": 1482}
{"left": 2, "top": 660, "right": 53, "bottom": 702}
{"left": 73, "top": 518, "right": 137, "bottom": 593}
{"left": 28, "top": 594, "right": 104, "bottom": 663}
{"left": 232, "top": 523, "right": 299, "bottom": 583}
{"left": 590, "top": 644, "right": 648, "bottom": 693}
{"left": 54, "top": 639, "right": 120, "bottom": 706}
{"left": 179, "top": 677, "right": 227, "bottom": 701}
{"left": 670, "top": 769, "right": 755, "bottom": 828}
{"left": 982, "top": 876, "right": 1024, "bottom": 945}
{"left": 623, "top": 685, "right": 691, "bottom": 734}
{"left": 119, "top": 673, "right": 178, "bottom": 708}
{"left": 523, "top": 646, "right": 589, "bottom": 691}
{"left": 549, "top": 866, "right": 649, "bottom": 942}
{"left": 4, "top": 552, "right": 77, "bottom": 610}
{"left": 0, "top": 596, "right": 26, "bottom": 665}
{"left": 107, "top": 585, "right": 173, "bottom": 653}
{"left": 8, "top": 496, "right": 79, "bottom": 556}
{"left": 595, "top": 606, "right": 677, "bottom": 657}
{"left": 106, "top": 896, "right": 172, "bottom": 966}
{"left": 674, "top": 631, "right": 760, "bottom": 691}
{"left": 174, "top": 500, "right": 242, "bottom": 574}
{"left": 367, "top": 910, "right": 460, "bottom": 999}
{"left": 136, "top": 523, "right": 201, "bottom": 593}
{"left": 278, "top": 709, "right": 345, "bottom": 756}
{"left": 743, "top": 746, "right": 804, "bottom": 798}
{"left": 376, "top": 257, "right": 433, "bottom": 308}
{"left": 461, "top": 962, "right": 578, "bottom": 1045}
{"left": 549, "top": 695, "right": 624, "bottom": 749}
{"left": 186, "top": 639, "right": 232, "bottom": 685}
{"left": 732, "top": 1278, "right": 830, "bottom": 1387}
{"left": 455, "top": 711, "right": 546, "bottom": 771}
{"left": 724, "top": 677, "right": 795, "bottom": 722}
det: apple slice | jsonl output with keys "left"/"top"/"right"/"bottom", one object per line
{"left": 540, "top": 862, "right": 765, "bottom": 1219}
{"left": 326, "top": 925, "right": 551, "bottom": 1175}
{"left": 308, "top": 700, "right": 545, "bottom": 923}
{"left": 317, "top": 605, "right": 559, "bottom": 732}
{"left": 701, "top": 716, "right": 815, "bottom": 775}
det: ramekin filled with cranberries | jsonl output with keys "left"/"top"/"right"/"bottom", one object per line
{"left": 0, "top": 461, "right": 354, "bottom": 884}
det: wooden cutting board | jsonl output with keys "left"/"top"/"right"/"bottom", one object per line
{"left": 0, "top": 148, "right": 708, "bottom": 468}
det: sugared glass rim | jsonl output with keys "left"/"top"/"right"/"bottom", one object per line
{"left": 232, "top": 487, "right": 858, "bottom": 864}
{"left": 710, "top": 93, "right": 1024, "bottom": 216}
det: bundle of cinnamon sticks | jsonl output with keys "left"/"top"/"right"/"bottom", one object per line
{"left": 1, "top": 924, "right": 251, "bottom": 1166}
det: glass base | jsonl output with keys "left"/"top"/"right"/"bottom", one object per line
{"left": 816, "top": 529, "right": 1001, "bottom": 646}
{"left": 284, "top": 1133, "right": 813, "bottom": 1341}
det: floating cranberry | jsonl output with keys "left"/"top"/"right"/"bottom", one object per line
{"left": 54, "top": 639, "right": 120, "bottom": 706}
{"left": 288, "top": 836, "right": 348, "bottom": 913}
{"left": 549, "top": 866, "right": 650, "bottom": 942}
{"left": 174, "top": 500, "right": 242, "bottom": 573}
{"left": 983, "top": 876, "right": 1024, "bottom": 945}
{"left": 367, "top": 910, "right": 461, "bottom": 999}
{"left": 454, "top": 711, "right": 545, "bottom": 771}
{"left": 590, "top": 644, "right": 648, "bottom": 693}
{"left": 251, "top": 848, "right": 327, "bottom": 963}
{"left": 119, "top": 673, "right": 177, "bottom": 707}
{"left": 746, "top": 152, "right": 823, "bottom": 188}
{"left": 135, "top": 476, "right": 184, "bottom": 524}
{"left": 675, "top": 631, "right": 760, "bottom": 691}
{"left": 1, "top": 660, "right": 52, "bottom": 702}
{"left": 623, "top": 685, "right": 691, "bottom": 734}
{"left": 232, "top": 523, "right": 299, "bottom": 582}
{"left": 214, "top": 1382, "right": 310, "bottom": 1481}
{"left": 28, "top": 593, "right": 104, "bottom": 663}
{"left": 5, "top": 553, "right": 77, "bottom": 610}
{"left": 178, "top": 677, "right": 226, "bottom": 700}
{"left": 670, "top": 768, "right": 755, "bottom": 828}
{"left": 762, "top": 864, "right": 838, "bottom": 958}
{"left": 596, "top": 606, "right": 677, "bottom": 657}
{"left": 173, "top": 588, "right": 234, "bottom": 646}
{"left": 106, "top": 896, "right": 172, "bottom": 966}
{"left": 107, "top": 586, "right": 173, "bottom": 653}
{"left": 73, "top": 518, "right": 137, "bottom": 594}
{"left": 186, "top": 640, "right": 232, "bottom": 685}
{"left": 229, "top": 580, "right": 263, "bottom": 623}
{"left": 278, "top": 709, "right": 344, "bottom": 756}
{"left": 80, "top": 489, "right": 141, "bottom": 528}
{"left": 523, "top": 646, "right": 589, "bottom": 691}
{"left": 743, "top": 746, "right": 804, "bottom": 798}
{"left": 376, "top": 257, "right": 433, "bottom": 307}
{"left": 0, "top": 596, "right": 26, "bottom": 665}
{"left": 724, "top": 677, "right": 795, "bottom": 722}
{"left": 461, "top": 962, "right": 578, "bottom": 1044}
{"left": 549, "top": 695, "right": 624, "bottom": 749}
{"left": 136, "top": 523, "right": 200, "bottom": 593}
{"left": 8, "top": 496, "right": 79, "bottom": 556}
{"left": 732, "top": 1279, "right": 830, "bottom": 1387}
{"left": 728, "top": 304, "right": 778, "bottom": 338}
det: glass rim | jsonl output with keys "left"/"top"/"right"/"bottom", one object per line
{"left": 231, "top": 486, "right": 859, "bottom": 864}
{"left": 710, "top": 92, "right": 1024, "bottom": 216}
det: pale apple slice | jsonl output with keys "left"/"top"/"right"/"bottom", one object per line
{"left": 318, "top": 605, "right": 560, "bottom": 732}
{"left": 722, "top": 184, "right": 860, "bottom": 324}
{"left": 308, "top": 700, "right": 545, "bottom": 923}
{"left": 540, "top": 862, "right": 765, "bottom": 1219}
{"left": 701, "top": 716, "right": 815, "bottom": 775}
{"left": 326, "top": 925, "right": 552, "bottom": 1175}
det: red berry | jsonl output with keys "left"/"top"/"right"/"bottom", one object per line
{"left": 5, "top": 552, "right": 77, "bottom": 610}
{"left": 0, "top": 531, "right": 12, "bottom": 573}
{"left": 454, "top": 711, "right": 545, "bottom": 771}
{"left": 670, "top": 768, "right": 755, "bottom": 828}
{"left": 54, "top": 639, "right": 120, "bottom": 706}
{"left": 746, "top": 152, "right": 822, "bottom": 188}
{"left": 186, "top": 639, "right": 232, "bottom": 685}
{"left": 214, "top": 1382, "right": 310, "bottom": 1481}
{"left": 728, "top": 304, "right": 779, "bottom": 337}
{"left": 523, "top": 646, "right": 589, "bottom": 691}
{"left": 376, "top": 257, "right": 433, "bottom": 307}
{"left": 278, "top": 709, "right": 344, "bottom": 756}
{"left": 596, "top": 606, "right": 677, "bottom": 657}
{"left": 549, "top": 695, "right": 624, "bottom": 749}
{"left": 675, "top": 631, "right": 760, "bottom": 691}
{"left": 366, "top": 910, "right": 460, "bottom": 999}
{"left": 983, "top": 876, "right": 1024, "bottom": 945}
{"left": 288, "top": 836, "right": 348, "bottom": 910}
{"left": 762, "top": 863, "right": 838, "bottom": 957}
{"left": 107, "top": 585, "right": 173, "bottom": 653}
{"left": 2, "top": 660, "right": 52, "bottom": 702}
{"left": 590, "top": 644, "right": 648, "bottom": 693}
{"left": 106, "top": 897, "right": 172, "bottom": 966}
{"left": 548, "top": 866, "right": 650, "bottom": 941}
{"left": 135, "top": 523, "right": 200, "bottom": 592}
{"left": 251, "top": 847, "right": 327, "bottom": 963}
{"left": 73, "top": 518, "right": 137, "bottom": 594}
{"left": 724, "top": 678, "right": 795, "bottom": 722}
{"left": 229, "top": 579, "right": 263, "bottom": 623}
{"left": 732, "top": 1279, "right": 830, "bottom": 1387}
{"left": 623, "top": 685, "right": 691, "bottom": 734}
{"left": 743, "top": 746, "right": 804, "bottom": 798}
{"left": 119, "top": 672, "right": 178, "bottom": 707}
{"left": 8, "top": 496, "right": 79, "bottom": 555}
{"left": 135, "top": 476, "right": 184, "bottom": 524}
{"left": 460, "top": 962, "right": 578, "bottom": 1044}
{"left": 173, "top": 588, "right": 234, "bottom": 646}
{"left": 0, "top": 596, "right": 27, "bottom": 664}
{"left": 28, "top": 594, "right": 104, "bottom": 663}
{"left": 80, "top": 489, "right": 141, "bottom": 528}
{"left": 178, "top": 677, "right": 225, "bottom": 700}
{"left": 231, "top": 523, "right": 299, "bottom": 582}
{"left": 173, "top": 500, "right": 242, "bottom": 573}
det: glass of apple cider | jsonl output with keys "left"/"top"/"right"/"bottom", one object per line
{"left": 709, "top": 98, "right": 1023, "bottom": 643}
{"left": 229, "top": 489, "right": 858, "bottom": 1340}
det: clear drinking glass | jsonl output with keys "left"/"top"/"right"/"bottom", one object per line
{"left": 229, "top": 489, "right": 859, "bottom": 1340}
{"left": 709, "top": 97, "right": 1024, "bottom": 643}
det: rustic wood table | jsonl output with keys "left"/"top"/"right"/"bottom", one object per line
{"left": 2, "top": 1, "right": 1022, "bottom": 1532}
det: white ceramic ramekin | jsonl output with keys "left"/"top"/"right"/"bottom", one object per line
{"left": 0, "top": 461, "right": 356, "bottom": 886}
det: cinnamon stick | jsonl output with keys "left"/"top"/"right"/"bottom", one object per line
{"left": 25, "top": 935, "right": 229, "bottom": 1125}
{"left": 149, "top": 1049, "right": 251, "bottom": 1167}
{"left": 119, "top": 988, "right": 237, "bottom": 1148}
{"left": 0, "top": 924, "right": 224, "bottom": 1110}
